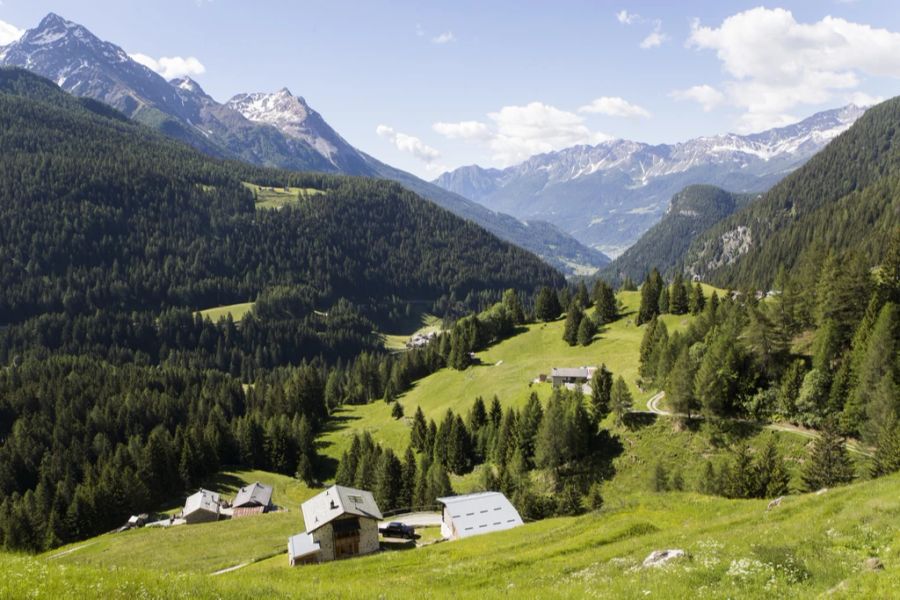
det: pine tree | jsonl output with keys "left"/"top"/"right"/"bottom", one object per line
{"left": 410, "top": 406, "right": 427, "bottom": 451}
{"left": 590, "top": 365, "right": 613, "bottom": 424}
{"left": 610, "top": 376, "right": 634, "bottom": 426}
{"left": 489, "top": 396, "right": 503, "bottom": 428}
{"left": 575, "top": 281, "right": 590, "bottom": 308}
{"left": 689, "top": 282, "right": 706, "bottom": 315}
{"left": 535, "top": 286, "right": 561, "bottom": 322}
{"left": 563, "top": 302, "right": 584, "bottom": 346}
{"left": 802, "top": 418, "right": 854, "bottom": 491}
{"left": 872, "top": 419, "right": 900, "bottom": 477}
{"left": 426, "top": 461, "right": 454, "bottom": 507}
{"left": 777, "top": 360, "right": 807, "bottom": 420}
{"left": 854, "top": 303, "right": 899, "bottom": 443}
{"left": 577, "top": 316, "right": 595, "bottom": 346}
{"left": 638, "top": 316, "right": 659, "bottom": 381}
{"left": 391, "top": 401, "right": 404, "bottom": 420}
{"left": 666, "top": 346, "right": 699, "bottom": 418}
{"left": 670, "top": 272, "right": 689, "bottom": 315}
{"left": 469, "top": 396, "right": 487, "bottom": 431}
{"left": 517, "top": 393, "right": 543, "bottom": 465}
{"left": 586, "top": 482, "right": 604, "bottom": 510}
{"left": 698, "top": 460, "right": 719, "bottom": 495}
{"left": 295, "top": 454, "right": 315, "bottom": 486}
{"left": 754, "top": 435, "right": 790, "bottom": 498}
{"left": 723, "top": 443, "right": 757, "bottom": 499}
{"left": 555, "top": 483, "right": 583, "bottom": 516}
{"left": 399, "top": 446, "right": 417, "bottom": 508}
{"left": 535, "top": 395, "right": 566, "bottom": 473}
{"left": 593, "top": 280, "right": 618, "bottom": 324}
{"left": 657, "top": 285, "right": 670, "bottom": 314}
{"left": 374, "top": 448, "right": 403, "bottom": 512}
{"left": 637, "top": 269, "right": 663, "bottom": 325}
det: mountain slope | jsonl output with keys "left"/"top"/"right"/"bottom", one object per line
{"left": 683, "top": 96, "right": 900, "bottom": 288}
{"left": 434, "top": 106, "right": 865, "bottom": 256}
{"left": 4, "top": 471, "right": 899, "bottom": 597}
{"left": 0, "top": 13, "right": 607, "bottom": 274}
{"left": 0, "top": 66, "right": 564, "bottom": 324}
{"left": 602, "top": 185, "right": 754, "bottom": 282}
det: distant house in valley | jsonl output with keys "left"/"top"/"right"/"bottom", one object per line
{"left": 293, "top": 485, "right": 383, "bottom": 564}
{"left": 232, "top": 481, "right": 274, "bottom": 518}
{"left": 182, "top": 489, "right": 221, "bottom": 524}
{"left": 550, "top": 366, "right": 597, "bottom": 388}
{"left": 437, "top": 492, "right": 523, "bottom": 540}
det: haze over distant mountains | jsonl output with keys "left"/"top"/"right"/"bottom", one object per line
{"left": 0, "top": 12, "right": 609, "bottom": 275}
{"left": 434, "top": 105, "right": 866, "bottom": 257}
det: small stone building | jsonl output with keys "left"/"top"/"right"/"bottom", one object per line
{"left": 299, "top": 485, "right": 383, "bottom": 562}
{"left": 182, "top": 489, "right": 221, "bottom": 524}
{"left": 437, "top": 492, "right": 523, "bottom": 540}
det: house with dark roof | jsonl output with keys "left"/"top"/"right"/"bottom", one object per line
{"left": 232, "top": 481, "right": 274, "bottom": 518}
{"left": 437, "top": 492, "right": 523, "bottom": 540}
{"left": 294, "top": 485, "right": 383, "bottom": 563}
{"left": 182, "top": 489, "right": 221, "bottom": 524}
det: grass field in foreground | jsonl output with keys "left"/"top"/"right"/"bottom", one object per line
{"left": 6, "top": 471, "right": 898, "bottom": 598}
{"left": 319, "top": 290, "right": 703, "bottom": 464}
{"left": 197, "top": 301, "right": 255, "bottom": 323}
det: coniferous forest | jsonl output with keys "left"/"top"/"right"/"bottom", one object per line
{"left": 0, "top": 68, "right": 564, "bottom": 550}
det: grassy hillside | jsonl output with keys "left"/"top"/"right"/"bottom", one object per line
{"left": 197, "top": 302, "right": 256, "bottom": 322}
{"left": 4, "top": 471, "right": 898, "bottom": 598}
{"left": 320, "top": 288, "right": 716, "bottom": 463}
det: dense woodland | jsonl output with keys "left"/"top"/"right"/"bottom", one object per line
{"left": 0, "top": 69, "right": 563, "bottom": 551}
{"left": 637, "top": 231, "right": 900, "bottom": 488}
{"left": 685, "top": 96, "right": 900, "bottom": 289}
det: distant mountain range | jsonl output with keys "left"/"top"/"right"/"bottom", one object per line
{"left": 0, "top": 13, "right": 609, "bottom": 275}
{"left": 434, "top": 105, "right": 866, "bottom": 257}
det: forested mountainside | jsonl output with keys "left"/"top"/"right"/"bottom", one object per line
{"left": 0, "top": 13, "right": 607, "bottom": 275}
{"left": 684, "top": 95, "right": 900, "bottom": 289}
{"left": 602, "top": 185, "right": 753, "bottom": 282}
{"left": 0, "top": 67, "right": 562, "bottom": 325}
{"left": 0, "top": 66, "right": 567, "bottom": 551}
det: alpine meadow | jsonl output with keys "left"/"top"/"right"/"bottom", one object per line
{"left": 0, "top": 3, "right": 898, "bottom": 599}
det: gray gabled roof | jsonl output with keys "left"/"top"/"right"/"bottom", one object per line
{"left": 301, "top": 485, "right": 383, "bottom": 533}
{"left": 183, "top": 488, "right": 220, "bottom": 516}
{"left": 437, "top": 492, "right": 523, "bottom": 539}
{"left": 551, "top": 367, "right": 594, "bottom": 379}
{"left": 233, "top": 481, "right": 273, "bottom": 508}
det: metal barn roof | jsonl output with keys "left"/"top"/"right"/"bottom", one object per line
{"left": 183, "top": 488, "right": 220, "bottom": 516}
{"left": 287, "top": 532, "right": 320, "bottom": 561}
{"left": 551, "top": 367, "right": 594, "bottom": 379}
{"left": 301, "top": 485, "right": 383, "bottom": 533}
{"left": 233, "top": 481, "right": 273, "bottom": 508}
{"left": 437, "top": 492, "right": 523, "bottom": 539}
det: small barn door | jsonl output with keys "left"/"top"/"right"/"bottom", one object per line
{"left": 333, "top": 517, "right": 362, "bottom": 559}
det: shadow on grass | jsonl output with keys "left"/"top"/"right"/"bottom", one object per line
{"left": 621, "top": 412, "right": 657, "bottom": 429}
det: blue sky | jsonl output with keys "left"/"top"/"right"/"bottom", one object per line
{"left": 2, "top": 1, "right": 900, "bottom": 178}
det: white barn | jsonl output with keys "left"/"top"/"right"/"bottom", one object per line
{"left": 437, "top": 492, "right": 523, "bottom": 540}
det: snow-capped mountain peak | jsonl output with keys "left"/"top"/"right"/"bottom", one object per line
{"left": 226, "top": 88, "right": 347, "bottom": 166}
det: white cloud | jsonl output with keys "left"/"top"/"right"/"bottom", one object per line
{"left": 130, "top": 53, "right": 206, "bottom": 79}
{"left": 669, "top": 85, "right": 725, "bottom": 112}
{"left": 432, "top": 120, "right": 492, "bottom": 140}
{"left": 434, "top": 102, "right": 610, "bottom": 167}
{"left": 376, "top": 125, "right": 442, "bottom": 165}
{"left": 846, "top": 91, "right": 884, "bottom": 106}
{"left": 640, "top": 21, "right": 667, "bottom": 49}
{"left": 415, "top": 23, "right": 424, "bottom": 37}
{"left": 616, "top": 10, "right": 639, "bottom": 25}
{"left": 578, "top": 96, "right": 650, "bottom": 118}
{"left": 431, "top": 31, "right": 455, "bottom": 44}
{"left": 0, "top": 18, "right": 23, "bottom": 45}
{"left": 688, "top": 7, "right": 900, "bottom": 131}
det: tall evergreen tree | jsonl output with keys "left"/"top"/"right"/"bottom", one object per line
{"left": 657, "top": 285, "right": 670, "bottom": 314}
{"left": 577, "top": 316, "right": 596, "bottom": 346}
{"left": 410, "top": 406, "right": 428, "bottom": 451}
{"left": 563, "top": 302, "right": 584, "bottom": 346}
{"left": 802, "top": 418, "right": 854, "bottom": 491}
{"left": 590, "top": 365, "right": 613, "bottom": 423}
{"left": 637, "top": 269, "right": 664, "bottom": 325}
{"left": 689, "top": 282, "right": 706, "bottom": 315}
{"left": 535, "top": 286, "right": 562, "bottom": 322}
{"left": 593, "top": 280, "right": 618, "bottom": 324}
{"left": 666, "top": 346, "right": 699, "bottom": 418}
{"left": 670, "top": 272, "right": 689, "bottom": 315}
{"left": 610, "top": 376, "right": 634, "bottom": 427}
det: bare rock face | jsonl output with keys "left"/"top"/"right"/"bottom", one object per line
{"left": 642, "top": 549, "right": 686, "bottom": 568}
